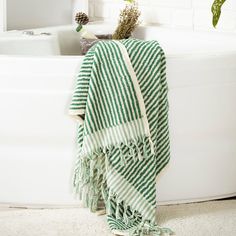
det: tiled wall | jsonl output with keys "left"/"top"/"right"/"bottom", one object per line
{"left": 86, "top": 0, "right": 236, "bottom": 33}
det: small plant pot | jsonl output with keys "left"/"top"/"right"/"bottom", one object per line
{"left": 80, "top": 34, "right": 112, "bottom": 55}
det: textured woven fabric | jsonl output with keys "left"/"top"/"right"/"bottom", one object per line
{"left": 69, "top": 39, "right": 172, "bottom": 235}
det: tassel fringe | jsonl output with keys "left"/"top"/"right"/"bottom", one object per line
{"left": 73, "top": 135, "right": 173, "bottom": 235}
{"left": 108, "top": 191, "right": 174, "bottom": 236}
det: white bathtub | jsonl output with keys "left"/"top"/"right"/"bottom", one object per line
{"left": 0, "top": 23, "right": 236, "bottom": 207}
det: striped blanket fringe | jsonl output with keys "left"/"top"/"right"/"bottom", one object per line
{"left": 69, "top": 39, "right": 173, "bottom": 235}
{"left": 73, "top": 151, "right": 173, "bottom": 236}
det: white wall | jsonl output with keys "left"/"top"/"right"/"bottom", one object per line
{"left": 0, "top": 0, "right": 6, "bottom": 32}
{"left": 7, "top": 0, "right": 72, "bottom": 30}
{"left": 88, "top": 0, "right": 236, "bottom": 33}
{"left": 4, "top": 0, "right": 236, "bottom": 32}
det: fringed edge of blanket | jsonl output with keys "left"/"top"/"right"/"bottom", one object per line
{"left": 78, "top": 116, "right": 154, "bottom": 159}
{"left": 73, "top": 136, "right": 174, "bottom": 236}
{"left": 107, "top": 191, "right": 174, "bottom": 236}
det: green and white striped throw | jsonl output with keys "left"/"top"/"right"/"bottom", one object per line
{"left": 69, "top": 39, "right": 173, "bottom": 235}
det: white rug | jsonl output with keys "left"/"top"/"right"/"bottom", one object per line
{"left": 0, "top": 200, "right": 235, "bottom": 236}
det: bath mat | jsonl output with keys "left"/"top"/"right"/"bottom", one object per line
{"left": 1, "top": 200, "right": 235, "bottom": 236}
{"left": 69, "top": 39, "right": 172, "bottom": 235}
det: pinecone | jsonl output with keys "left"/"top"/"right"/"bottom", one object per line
{"left": 75, "top": 12, "right": 89, "bottom": 25}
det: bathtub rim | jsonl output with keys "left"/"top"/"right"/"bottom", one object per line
{"left": 1, "top": 22, "right": 236, "bottom": 58}
{"left": 1, "top": 50, "right": 236, "bottom": 59}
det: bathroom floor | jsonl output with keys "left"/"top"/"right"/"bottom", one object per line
{"left": 0, "top": 199, "right": 235, "bottom": 236}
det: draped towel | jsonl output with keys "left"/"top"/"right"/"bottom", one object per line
{"left": 69, "top": 39, "right": 173, "bottom": 235}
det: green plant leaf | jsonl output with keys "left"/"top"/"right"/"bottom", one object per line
{"left": 211, "top": 0, "right": 226, "bottom": 27}
{"left": 124, "top": 0, "right": 135, "bottom": 3}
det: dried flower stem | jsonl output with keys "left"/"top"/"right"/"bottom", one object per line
{"left": 112, "top": 2, "right": 141, "bottom": 40}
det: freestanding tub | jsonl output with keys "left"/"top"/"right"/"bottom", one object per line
{"left": 0, "top": 23, "right": 236, "bottom": 207}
